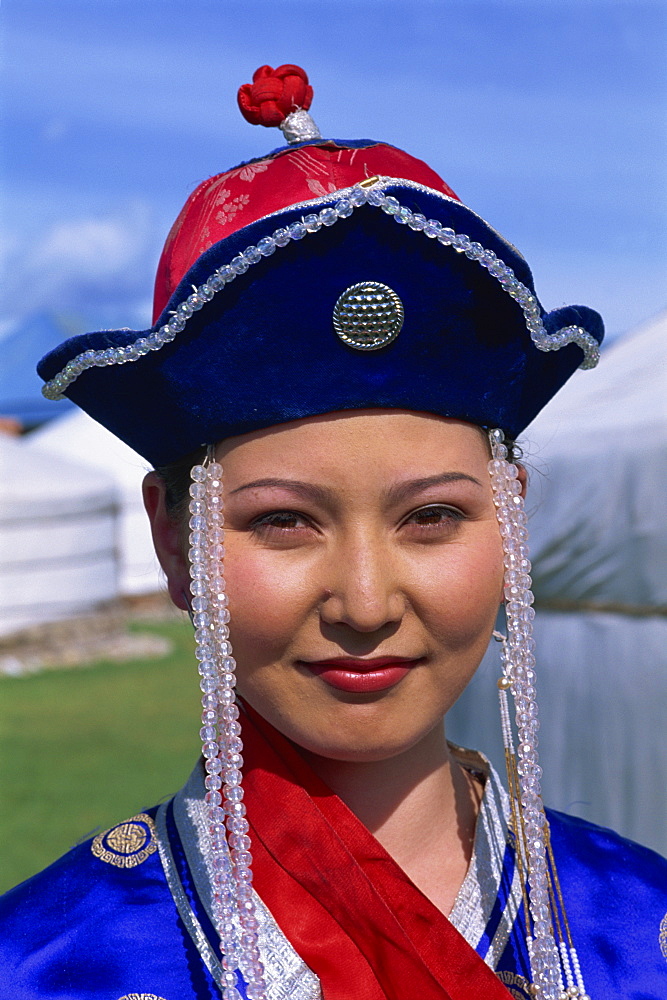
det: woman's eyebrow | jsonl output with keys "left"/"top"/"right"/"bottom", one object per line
{"left": 386, "top": 472, "right": 483, "bottom": 504}
{"left": 227, "top": 478, "right": 333, "bottom": 504}
{"left": 228, "top": 472, "right": 482, "bottom": 504}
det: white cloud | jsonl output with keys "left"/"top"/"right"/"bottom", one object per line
{"left": 6, "top": 201, "right": 159, "bottom": 321}
{"left": 34, "top": 217, "right": 143, "bottom": 279}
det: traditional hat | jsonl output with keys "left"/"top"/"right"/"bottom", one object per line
{"left": 38, "top": 63, "right": 602, "bottom": 466}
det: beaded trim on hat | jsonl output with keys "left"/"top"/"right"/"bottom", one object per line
{"left": 42, "top": 180, "right": 600, "bottom": 401}
{"left": 488, "top": 429, "right": 591, "bottom": 1000}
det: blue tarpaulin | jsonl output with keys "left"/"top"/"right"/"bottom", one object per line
{"left": 0, "top": 314, "right": 75, "bottom": 427}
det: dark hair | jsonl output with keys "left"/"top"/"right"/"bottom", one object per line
{"left": 154, "top": 446, "right": 207, "bottom": 521}
{"left": 153, "top": 428, "right": 520, "bottom": 522}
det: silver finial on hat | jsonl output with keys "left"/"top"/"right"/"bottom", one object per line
{"left": 279, "top": 108, "right": 322, "bottom": 144}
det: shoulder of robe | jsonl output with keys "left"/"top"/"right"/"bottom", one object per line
{"left": 0, "top": 806, "right": 192, "bottom": 1000}
{"left": 545, "top": 807, "right": 667, "bottom": 997}
{"left": 546, "top": 806, "right": 667, "bottom": 893}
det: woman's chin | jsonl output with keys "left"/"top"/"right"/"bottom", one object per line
{"left": 242, "top": 668, "right": 467, "bottom": 765}
{"left": 256, "top": 700, "right": 446, "bottom": 766}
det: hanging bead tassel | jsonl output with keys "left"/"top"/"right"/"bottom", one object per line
{"left": 189, "top": 455, "right": 268, "bottom": 1000}
{"left": 488, "top": 430, "right": 590, "bottom": 1000}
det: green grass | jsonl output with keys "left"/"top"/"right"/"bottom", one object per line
{"left": 0, "top": 619, "right": 202, "bottom": 894}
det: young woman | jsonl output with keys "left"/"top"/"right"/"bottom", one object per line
{"left": 2, "top": 64, "right": 665, "bottom": 1000}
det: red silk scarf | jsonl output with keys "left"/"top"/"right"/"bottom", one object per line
{"left": 241, "top": 705, "right": 513, "bottom": 1000}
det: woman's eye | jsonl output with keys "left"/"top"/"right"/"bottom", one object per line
{"left": 404, "top": 505, "right": 464, "bottom": 529}
{"left": 252, "top": 511, "right": 308, "bottom": 533}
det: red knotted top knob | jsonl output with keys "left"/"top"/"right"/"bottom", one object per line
{"left": 237, "top": 64, "right": 313, "bottom": 127}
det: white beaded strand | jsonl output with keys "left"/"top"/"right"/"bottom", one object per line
{"left": 571, "top": 947, "right": 589, "bottom": 1000}
{"left": 559, "top": 942, "right": 576, "bottom": 995}
{"left": 488, "top": 430, "right": 592, "bottom": 1000}
{"left": 189, "top": 457, "right": 268, "bottom": 1000}
{"left": 190, "top": 465, "right": 242, "bottom": 997}
{"left": 42, "top": 182, "right": 599, "bottom": 400}
{"left": 488, "top": 429, "right": 561, "bottom": 1000}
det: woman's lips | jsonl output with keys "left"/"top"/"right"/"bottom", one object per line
{"left": 302, "top": 657, "right": 421, "bottom": 693}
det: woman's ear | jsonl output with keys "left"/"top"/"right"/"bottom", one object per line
{"left": 142, "top": 471, "right": 190, "bottom": 612}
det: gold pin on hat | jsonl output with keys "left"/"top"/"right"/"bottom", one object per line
{"left": 333, "top": 281, "right": 404, "bottom": 350}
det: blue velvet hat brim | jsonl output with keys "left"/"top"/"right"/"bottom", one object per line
{"left": 38, "top": 184, "right": 603, "bottom": 467}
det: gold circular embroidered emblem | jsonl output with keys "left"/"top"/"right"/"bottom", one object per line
{"left": 333, "top": 281, "right": 404, "bottom": 350}
{"left": 117, "top": 995, "right": 168, "bottom": 1000}
{"left": 660, "top": 911, "right": 667, "bottom": 961}
{"left": 497, "top": 971, "right": 533, "bottom": 999}
{"left": 91, "top": 813, "right": 157, "bottom": 868}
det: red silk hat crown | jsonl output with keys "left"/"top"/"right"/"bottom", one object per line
{"left": 152, "top": 64, "right": 459, "bottom": 322}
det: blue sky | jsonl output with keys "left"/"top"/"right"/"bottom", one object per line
{"left": 2, "top": 0, "right": 666, "bottom": 359}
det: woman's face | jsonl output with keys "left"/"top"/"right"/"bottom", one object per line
{"left": 148, "top": 411, "right": 507, "bottom": 763}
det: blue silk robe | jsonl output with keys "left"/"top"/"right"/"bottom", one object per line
{"left": 1, "top": 753, "right": 666, "bottom": 1000}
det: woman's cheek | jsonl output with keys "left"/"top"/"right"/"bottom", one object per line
{"left": 223, "top": 546, "right": 310, "bottom": 664}
{"left": 416, "top": 534, "right": 503, "bottom": 647}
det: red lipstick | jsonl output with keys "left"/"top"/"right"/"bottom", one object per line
{"left": 303, "top": 657, "right": 420, "bottom": 693}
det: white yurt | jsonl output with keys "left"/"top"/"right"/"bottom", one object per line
{"left": 0, "top": 435, "right": 119, "bottom": 638}
{"left": 448, "top": 310, "right": 667, "bottom": 855}
{"left": 30, "top": 410, "right": 163, "bottom": 596}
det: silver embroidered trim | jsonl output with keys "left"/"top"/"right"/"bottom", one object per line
{"left": 279, "top": 110, "right": 322, "bottom": 144}
{"left": 448, "top": 746, "right": 523, "bottom": 966}
{"left": 175, "top": 762, "right": 322, "bottom": 1000}
{"left": 164, "top": 754, "right": 524, "bottom": 991}
{"left": 41, "top": 181, "right": 600, "bottom": 401}
{"left": 154, "top": 801, "right": 225, "bottom": 989}
{"left": 482, "top": 778, "right": 523, "bottom": 968}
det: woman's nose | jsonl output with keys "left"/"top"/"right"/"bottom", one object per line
{"left": 318, "top": 536, "right": 405, "bottom": 633}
